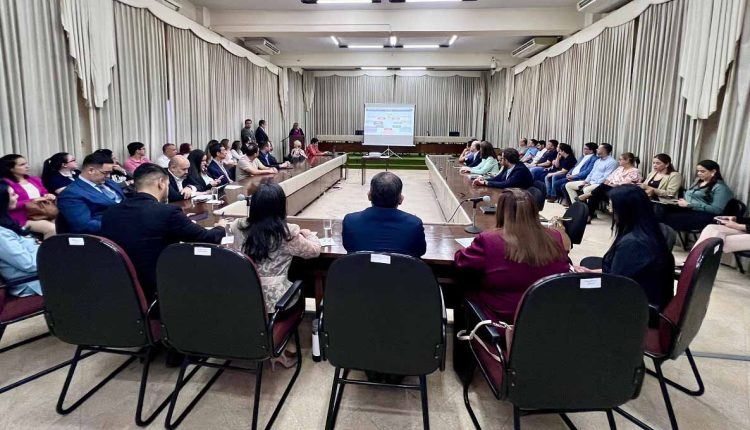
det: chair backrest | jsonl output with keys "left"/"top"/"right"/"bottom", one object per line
{"left": 723, "top": 198, "right": 747, "bottom": 218}
{"left": 532, "top": 180, "right": 546, "bottom": 209}
{"left": 506, "top": 273, "right": 648, "bottom": 410}
{"left": 322, "top": 252, "right": 444, "bottom": 376}
{"left": 37, "top": 235, "right": 151, "bottom": 348}
{"left": 448, "top": 131, "right": 460, "bottom": 137}
{"left": 156, "top": 243, "right": 270, "bottom": 360}
{"left": 527, "top": 187, "right": 545, "bottom": 212}
{"left": 562, "top": 202, "right": 589, "bottom": 245}
{"left": 661, "top": 238, "right": 723, "bottom": 359}
{"left": 659, "top": 223, "right": 677, "bottom": 251}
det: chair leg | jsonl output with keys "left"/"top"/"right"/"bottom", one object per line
{"left": 559, "top": 413, "right": 577, "bottom": 430}
{"left": 164, "top": 358, "right": 228, "bottom": 430}
{"left": 734, "top": 253, "right": 746, "bottom": 274}
{"left": 612, "top": 407, "right": 656, "bottom": 430}
{"left": 264, "top": 329, "right": 303, "bottom": 430}
{"left": 0, "top": 328, "right": 51, "bottom": 353}
{"left": 462, "top": 365, "right": 481, "bottom": 430}
{"left": 419, "top": 375, "right": 430, "bottom": 430}
{"left": 57, "top": 346, "right": 137, "bottom": 415}
{"left": 513, "top": 406, "right": 521, "bottom": 430}
{"left": 251, "top": 360, "right": 263, "bottom": 430}
{"left": 606, "top": 410, "right": 617, "bottom": 430}
{"left": 678, "top": 232, "right": 689, "bottom": 251}
{"left": 645, "top": 350, "right": 704, "bottom": 397}
{"left": 324, "top": 367, "right": 344, "bottom": 430}
{"left": 134, "top": 347, "right": 176, "bottom": 427}
{"left": 654, "top": 360, "right": 680, "bottom": 430}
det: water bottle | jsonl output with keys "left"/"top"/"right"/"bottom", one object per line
{"left": 312, "top": 318, "right": 321, "bottom": 362}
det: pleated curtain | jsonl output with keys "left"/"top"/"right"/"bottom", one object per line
{"left": 286, "top": 70, "right": 306, "bottom": 139}
{"left": 485, "top": 70, "right": 509, "bottom": 147}
{"left": 312, "top": 76, "right": 395, "bottom": 135}
{"left": 0, "top": 0, "right": 81, "bottom": 170}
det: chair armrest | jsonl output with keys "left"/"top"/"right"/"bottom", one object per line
{"left": 648, "top": 304, "right": 678, "bottom": 333}
{"left": 275, "top": 280, "right": 304, "bottom": 311}
{"left": 0, "top": 274, "right": 39, "bottom": 289}
{"left": 145, "top": 299, "right": 160, "bottom": 343}
{"left": 464, "top": 299, "right": 503, "bottom": 347}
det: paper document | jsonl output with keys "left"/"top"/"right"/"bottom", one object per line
{"left": 455, "top": 237, "right": 475, "bottom": 248}
{"left": 319, "top": 237, "right": 335, "bottom": 247}
{"left": 225, "top": 185, "right": 243, "bottom": 190}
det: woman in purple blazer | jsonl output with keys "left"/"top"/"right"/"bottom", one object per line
{"left": 0, "top": 154, "right": 57, "bottom": 238}
{"left": 454, "top": 188, "right": 570, "bottom": 324}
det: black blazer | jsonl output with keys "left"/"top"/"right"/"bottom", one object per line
{"left": 167, "top": 174, "right": 193, "bottom": 202}
{"left": 258, "top": 151, "right": 281, "bottom": 168}
{"left": 255, "top": 127, "right": 269, "bottom": 144}
{"left": 487, "top": 163, "right": 533, "bottom": 189}
{"left": 100, "top": 193, "right": 225, "bottom": 300}
{"left": 342, "top": 206, "right": 427, "bottom": 258}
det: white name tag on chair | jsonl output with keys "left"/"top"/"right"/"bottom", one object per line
{"left": 371, "top": 254, "right": 391, "bottom": 264}
{"left": 194, "top": 247, "right": 212, "bottom": 256}
{"left": 580, "top": 278, "right": 601, "bottom": 289}
{"left": 68, "top": 237, "right": 84, "bottom": 246}
{"left": 221, "top": 236, "right": 234, "bottom": 245}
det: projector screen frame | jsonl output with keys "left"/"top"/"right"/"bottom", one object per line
{"left": 362, "top": 103, "right": 416, "bottom": 150}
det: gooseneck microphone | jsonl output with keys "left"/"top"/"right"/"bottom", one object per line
{"left": 446, "top": 196, "right": 491, "bottom": 233}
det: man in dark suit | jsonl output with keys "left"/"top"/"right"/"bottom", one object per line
{"left": 473, "top": 148, "right": 533, "bottom": 189}
{"left": 57, "top": 152, "right": 126, "bottom": 234}
{"left": 255, "top": 119, "right": 269, "bottom": 144}
{"left": 342, "top": 172, "right": 426, "bottom": 258}
{"left": 207, "top": 142, "right": 232, "bottom": 185}
{"left": 167, "top": 155, "right": 197, "bottom": 202}
{"left": 258, "top": 141, "right": 291, "bottom": 169}
{"left": 101, "top": 163, "right": 225, "bottom": 300}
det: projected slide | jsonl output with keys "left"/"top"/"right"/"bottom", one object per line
{"left": 363, "top": 103, "right": 415, "bottom": 147}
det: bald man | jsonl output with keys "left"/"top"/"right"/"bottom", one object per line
{"left": 167, "top": 155, "right": 197, "bottom": 202}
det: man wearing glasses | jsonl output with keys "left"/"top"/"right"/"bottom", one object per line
{"left": 57, "top": 152, "right": 126, "bottom": 234}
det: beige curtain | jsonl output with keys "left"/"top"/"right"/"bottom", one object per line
{"left": 287, "top": 70, "right": 306, "bottom": 140}
{"left": 485, "top": 71, "right": 509, "bottom": 146}
{"left": 312, "top": 75, "right": 395, "bottom": 135}
{"left": 0, "top": 0, "right": 81, "bottom": 170}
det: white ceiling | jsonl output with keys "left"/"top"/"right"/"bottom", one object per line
{"left": 192, "top": 0, "right": 579, "bottom": 11}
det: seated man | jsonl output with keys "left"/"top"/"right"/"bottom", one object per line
{"left": 167, "top": 155, "right": 197, "bottom": 202}
{"left": 473, "top": 148, "right": 533, "bottom": 189}
{"left": 207, "top": 142, "right": 234, "bottom": 185}
{"left": 57, "top": 152, "right": 125, "bottom": 234}
{"left": 529, "top": 139, "right": 559, "bottom": 181}
{"left": 564, "top": 143, "right": 618, "bottom": 204}
{"left": 156, "top": 143, "right": 177, "bottom": 168}
{"left": 342, "top": 172, "right": 426, "bottom": 258}
{"left": 100, "top": 163, "right": 225, "bottom": 300}
{"left": 258, "top": 141, "right": 291, "bottom": 169}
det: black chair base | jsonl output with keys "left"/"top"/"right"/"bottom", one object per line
{"left": 165, "top": 329, "right": 302, "bottom": 430}
{"left": 644, "top": 348, "right": 704, "bottom": 430}
{"left": 734, "top": 252, "right": 749, "bottom": 274}
{"left": 57, "top": 344, "right": 182, "bottom": 427}
{"left": 325, "top": 367, "right": 430, "bottom": 430}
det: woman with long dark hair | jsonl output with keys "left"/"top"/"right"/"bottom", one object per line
{"left": 41, "top": 152, "right": 79, "bottom": 194}
{"left": 575, "top": 185, "right": 674, "bottom": 309}
{"left": 229, "top": 182, "right": 320, "bottom": 368}
{"left": 640, "top": 153, "right": 683, "bottom": 199}
{"left": 655, "top": 160, "right": 734, "bottom": 232}
{"left": 0, "top": 154, "right": 56, "bottom": 238}
{"left": 185, "top": 149, "right": 222, "bottom": 192}
{"left": 0, "top": 182, "right": 43, "bottom": 297}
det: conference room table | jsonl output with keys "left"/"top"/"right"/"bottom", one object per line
{"left": 176, "top": 154, "right": 511, "bottom": 312}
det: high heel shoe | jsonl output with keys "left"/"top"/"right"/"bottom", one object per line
{"left": 269, "top": 351, "right": 298, "bottom": 370}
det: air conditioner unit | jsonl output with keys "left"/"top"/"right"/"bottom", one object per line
{"left": 244, "top": 38, "right": 281, "bottom": 56}
{"left": 511, "top": 37, "right": 558, "bottom": 58}
{"left": 157, "top": 0, "right": 181, "bottom": 11}
{"left": 577, "top": 0, "right": 630, "bottom": 14}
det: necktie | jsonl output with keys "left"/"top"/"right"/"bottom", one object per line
{"left": 98, "top": 184, "right": 117, "bottom": 202}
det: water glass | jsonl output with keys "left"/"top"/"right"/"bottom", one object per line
{"left": 211, "top": 187, "right": 219, "bottom": 202}
{"left": 323, "top": 219, "right": 333, "bottom": 239}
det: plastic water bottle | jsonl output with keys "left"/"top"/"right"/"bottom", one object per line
{"left": 312, "top": 318, "right": 321, "bottom": 362}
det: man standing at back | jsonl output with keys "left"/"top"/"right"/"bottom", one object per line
{"left": 101, "top": 163, "right": 225, "bottom": 301}
{"left": 342, "top": 172, "right": 426, "bottom": 258}
{"left": 241, "top": 119, "right": 255, "bottom": 144}
{"left": 255, "top": 119, "right": 269, "bottom": 145}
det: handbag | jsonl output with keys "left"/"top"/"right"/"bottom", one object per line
{"left": 25, "top": 198, "right": 59, "bottom": 221}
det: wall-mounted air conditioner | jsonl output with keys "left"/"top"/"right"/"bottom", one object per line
{"left": 511, "top": 37, "right": 559, "bottom": 59}
{"left": 244, "top": 38, "right": 281, "bottom": 56}
{"left": 158, "top": 0, "right": 181, "bottom": 11}
{"left": 577, "top": 0, "right": 630, "bottom": 14}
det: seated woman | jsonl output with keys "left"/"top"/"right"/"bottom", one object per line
{"left": 454, "top": 188, "right": 569, "bottom": 325}
{"left": 543, "top": 143, "right": 577, "bottom": 201}
{"left": 179, "top": 143, "right": 192, "bottom": 156}
{"left": 575, "top": 185, "right": 674, "bottom": 310}
{"left": 585, "top": 152, "right": 641, "bottom": 219}
{"left": 220, "top": 139, "right": 237, "bottom": 169}
{"left": 235, "top": 144, "right": 277, "bottom": 182}
{"left": 695, "top": 215, "right": 749, "bottom": 254}
{"left": 229, "top": 182, "right": 321, "bottom": 367}
{"left": 0, "top": 154, "right": 56, "bottom": 239}
{"left": 185, "top": 149, "right": 223, "bottom": 192}
{"left": 304, "top": 138, "right": 332, "bottom": 158}
{"left": 655, "top": 160, "right": 734, "bottom": 232}
{"left": 459, "top": 141, "right": 499, "bottom": 176}
{"left": 0, "top": 183, "right": 43, "bottom": 297}
{"left": 640, "top": 153, "right": 683, "bottom": 200}
{"left": 41, "top": 152, "right": 79, "bottom": 195}
{"left": 289, "top": 140, "right": 307, "bottom": 162}
{"left": 230, "top": 140, "right": 243, "bottom": 161}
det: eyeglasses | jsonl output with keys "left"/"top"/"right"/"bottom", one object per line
{"left": 95, "top": 168, "right": 112, "bottom": 176}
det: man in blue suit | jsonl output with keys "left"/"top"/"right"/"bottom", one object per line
{"left": 342, "top": 172, "right": 426, "bottom": 258}
{"left": 57, "top": 152, "right": 126, "bottom": 234}
{"left": 473, "top": 148, "right": 533, "bottom": 189}
{"left": 207, "top": 142, "right": 233, "bottom": 185}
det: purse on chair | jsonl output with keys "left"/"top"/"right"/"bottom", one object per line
{"left": 25, "top": 199, "right": 59, "bottom": 221}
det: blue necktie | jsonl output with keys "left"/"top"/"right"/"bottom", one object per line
{"left": 98, "top": 184, "right": 118, "bottom": 202}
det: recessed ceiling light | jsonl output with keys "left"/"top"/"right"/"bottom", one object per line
{"left": 330, "top": 36, "right": 339, "bottom": 45}
{"left": 347, "top": 44, "right": 385, "bottom": 49}
{"left": 389, "top": 35, "right": 398, "bottom": 46}
{"left": 400, "top": 0, "right": 467, "bottom": 3}
{"left": 304, "top": 0, "right": 378, "bottom": 4}
{"left": 360, "top": 67, "right": 388, "bottom": 70}
{"left": 448, "top": 35, "right": 458, "bottom": 45}
{"left": 402, "top": 44, "right": 441, "bottom": 49}
{"left": 401, "top": 67, "right": 427, "bottom": 70}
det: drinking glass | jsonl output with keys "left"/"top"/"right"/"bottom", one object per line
{"left": 323, "top": 219, "right": 333, "bottom": 239}
{"left": 211, "top": 187, "right": 219, "bottom": 202}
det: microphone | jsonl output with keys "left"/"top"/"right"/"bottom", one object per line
{"left": 463, "top": 195, "right": 491, "bottom": 204}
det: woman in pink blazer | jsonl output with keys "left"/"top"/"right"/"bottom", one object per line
{"left": 0, "top": 154, "right": 56, "bottom": 238}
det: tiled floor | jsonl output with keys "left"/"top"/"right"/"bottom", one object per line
{"left": 1, "top": 169, "right": 748, "bottom": 429}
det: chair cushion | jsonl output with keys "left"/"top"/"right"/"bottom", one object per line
{"left": 272, "top": 299, "right": 304, "bottom": 351}
{"left": 645, "top": 327, "right": 669, "bottom": 358}
{"left": 0, "top": 294, "right": 44, "bottom": 324}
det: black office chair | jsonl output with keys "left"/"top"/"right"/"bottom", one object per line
{"left": 527, "top": 187, "right": 545, "bottom": 212}
{"left": 37, "top": 234, "right": 173, "bottom": 427}
{"left": 321, "top": 252, "right": 446, "bottom": 430}
{"left": 531, "top": 181, "right": 546, "bottom": 211}
{"left": 562, "top": 202, "right": 588, "bottom": 247}
{"left": 461, "top": 273, "right": 650, "bottom": 430}
{"left": 675, "top": 198, "right": 745, "bottom": 250}
{"left": 156, "top": 243, "right": 303, "bottom": 430}
{"left": 581, "top": 223, "right": 677, "bottom": 270}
